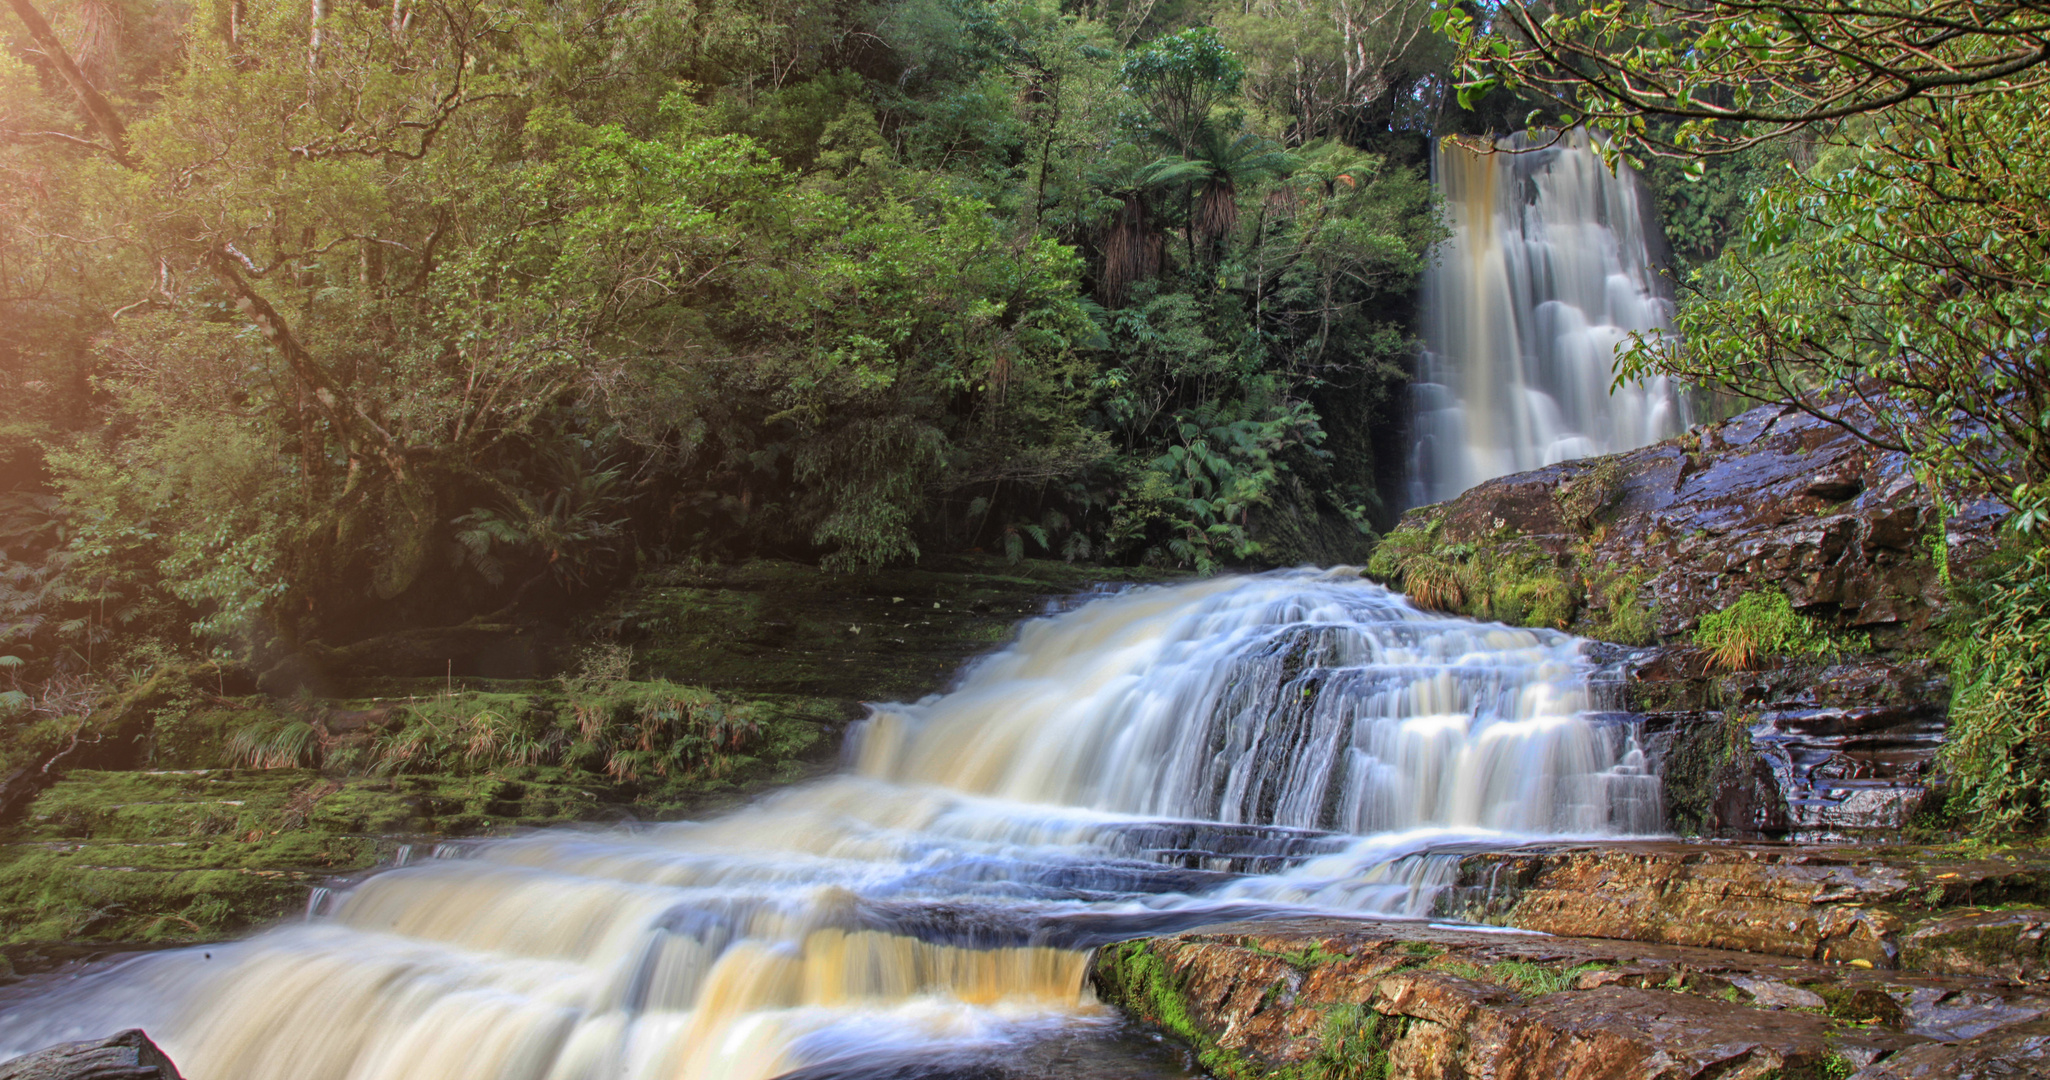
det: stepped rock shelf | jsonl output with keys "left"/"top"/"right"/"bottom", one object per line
{"left": 1094, "top": 912, "right": 2050, "bottom": 1080}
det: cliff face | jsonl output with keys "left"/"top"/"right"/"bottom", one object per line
{"left": 1372, "top": 400, "right": 2007, "bottom": 651}
{"left": 1371, "top": 401, "right": 2009, "bottom": 841}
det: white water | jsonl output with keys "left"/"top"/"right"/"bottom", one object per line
{"left": 1409, "top": 129, "right": 1691, "bottom": 505}
{"left": 0, "top": 570, "right": 1658, "bottom": 1080}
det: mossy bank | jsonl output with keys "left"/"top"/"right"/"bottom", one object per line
{"left": 0, "top": 556, "right": 1183, "bottom": 962}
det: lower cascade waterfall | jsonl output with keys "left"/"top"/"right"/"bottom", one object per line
{"left": 1409, "top": 129, "right": 1692, "bottom": 505}
{"left": 0, "top": 571, "right": 1659, "bottom": 1080}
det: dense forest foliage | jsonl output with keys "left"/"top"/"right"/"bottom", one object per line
{"left": 1, "top": 0, "right": 1462, "bottom": 697}
{"left": 10, "top": 0, "right": 2049, "bottom": 834}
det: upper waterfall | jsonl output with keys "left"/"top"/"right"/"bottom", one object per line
{"left": 0, "top": 571, "right": 1658, "bottom": 1080}
{"left": 1408, "top": 129, "right": 1691, "bottom": 505}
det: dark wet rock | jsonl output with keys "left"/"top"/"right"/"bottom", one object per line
{"left": 1390, "top": 401, "right": 2004, "bottom": 651}
{"left": 1849, "top": 1016, "right": 2050, "bottom": 1078}
{"left": 1382, "top": 401, "right": 1999, "bottom": 842}
{"left": 1902, "top": 908, "right": 2050, "bottom": 984}
{"left": 1628, "top": 651, "right": 1950, "bottom": 840}
{"left": 1437, "top": 842, "right": 2050, "bottom": 968}
{"left": 1094, "top": 916, "right": 2050, "bottom": 1080}
{"left": 0, "top": 1030, "right": 181, "bottom": 1080}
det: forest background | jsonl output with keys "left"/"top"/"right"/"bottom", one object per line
{"left": 7, "top": 0, "right": 2049, "bottom": 828}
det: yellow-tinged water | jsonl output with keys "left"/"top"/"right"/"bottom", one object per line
{"left": 0, "top": 570, "right": 1659, "bottom": 1080}
{"left": 1410, "top": 128, "right": 1692, "bottom": 503}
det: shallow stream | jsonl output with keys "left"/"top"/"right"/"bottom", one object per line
{"left": 0, "top": 569, "right": 1662, "bottom": 1080}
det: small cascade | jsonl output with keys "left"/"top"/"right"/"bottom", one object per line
{"left": 1409, "top": 129, "right": 1691, "bottom": 505}
{"left": 0, "top": 571, "right": 1661, "bottom": 1080}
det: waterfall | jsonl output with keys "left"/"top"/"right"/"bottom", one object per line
{"left": 1409, "top": 129, "right": 1691, "bottom": 505}
{"left": 0, "top": 571, "right": 1658, "bottom": 1080}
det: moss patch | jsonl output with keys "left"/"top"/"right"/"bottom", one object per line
{"left": 1659, "top": 712, "right": 1761, "bottom": 837}
{"left": 1093, "top": 940, "right": 1407, "bottom": 1080}
{"left": 1365, "top": 522, "right": 1581, "bottom": 630}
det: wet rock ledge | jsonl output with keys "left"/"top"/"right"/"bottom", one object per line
{"left": 1094, "top": 916, "right": 2050, "bottom": 1080}
{"left": 0, "top": 1030, "right": 180, "bottom": 1080}
{"left": 1438, "top": 842, "right": 2050, "bottom": 975}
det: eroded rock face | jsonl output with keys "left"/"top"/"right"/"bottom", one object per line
{"left": 1388, "top": 400, "right": 2005, "bottom": 649}
{"left": 1621, "top": 648, "right": 1951, "bottom": 840}
{"left": 1095, "top": 916, "right": 2050, "bottom": 1080}
{"left": 1376, "top": 401, "right": 1998, "bottom": 842}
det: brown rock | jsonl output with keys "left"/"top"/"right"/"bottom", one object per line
{"left": 1094, "top": 916, "right": 2048, "bottom": 1080}
{"left": 1902, "top": 908, "right": 2050, "bottom": 983}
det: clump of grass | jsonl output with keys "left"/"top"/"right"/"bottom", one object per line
{"left": 1489, "top": 960, "right": 1608, "bottom": 996}
{"left": 1692, "top": 589, "right": 1869, "bottom": 671}
{"left": 1300, "top": 1004, "right": 1397, "bottom": 1080}
{"left": 226, "top": 717, "right": 319, "bottom": 769}
{"left": 1367, "top": 520, "right": 1581, "bottom": 627}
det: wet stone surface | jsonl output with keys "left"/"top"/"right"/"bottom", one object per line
{"left": 1094, "top": 915, "right": 2050, "bottom": 1080}
{"left": 1438, "top": 842, "right": 2050, "bottom": 972}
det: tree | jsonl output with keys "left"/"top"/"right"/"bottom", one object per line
{"left": 1439, "top": 0, "right": 2050, "bottom": 159}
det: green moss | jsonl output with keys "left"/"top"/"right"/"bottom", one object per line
{"left": 1587, "top": 567, "right": 1657, "bottom": 646}
{"left": 1092, "top": 941, "right": 1407, "bottom": 1080}
{"left": 1366, "top": 524, "right": 1581, "bottom": 630}
{"left": 1552, "top": 458, "right": 1626, "bottom": 532}
{"left": 1249, "top": 941, "right": 1351, "bottom": 970}
{"left": 1660, "top": 712, "right": 1759, "bottom": 837}
{"left": 152, "top": 706, "right": 271, "bottom": 769}
{"left": 1693, "top": 590, "right": 1870, "bottom": 671}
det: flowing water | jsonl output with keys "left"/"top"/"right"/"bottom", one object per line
{"left": 0, "top": 570, "right": 1659, "bottom": 1080}
{"left": 1409, "top": 129, "right": 1692, "bottom": 505}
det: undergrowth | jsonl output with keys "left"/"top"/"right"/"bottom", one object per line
{"left": 1940, "top": 543, "right": 2050, "bottom": 834}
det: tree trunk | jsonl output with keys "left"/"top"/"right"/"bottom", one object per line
{"left": 2, "top": 0, "right": 129, "bottom": 163}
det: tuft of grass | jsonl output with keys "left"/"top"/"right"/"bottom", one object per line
{"left": 1692, "top": 589, "right": 1869, "bottom": 671}
{"left": 1368, "top": 521, "right": 1581, "bottom": 628}
{"left": 226, "top": 717, "right": 319, "bottom": 769}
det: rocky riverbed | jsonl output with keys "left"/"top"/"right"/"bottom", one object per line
{"left": 1094, "top": 909, "right": 2050, "bottom": 1080}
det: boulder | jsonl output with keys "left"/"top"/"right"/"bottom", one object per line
{"left": 0, "top": 1031, "right": 181, "bottom": 1080}
{"left": 1382, "top": 400, "right": 2007, "bottom": 651}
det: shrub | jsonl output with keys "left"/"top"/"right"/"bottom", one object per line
{"left": 1942, "top": 545, "right": 2050, "bottom": 834}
